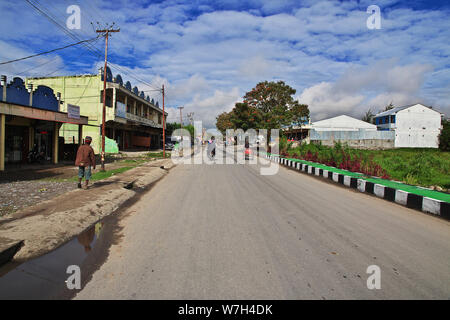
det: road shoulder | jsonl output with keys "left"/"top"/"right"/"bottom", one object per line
{"left": 0, "top": 158, "right": 176, "bottom": 263}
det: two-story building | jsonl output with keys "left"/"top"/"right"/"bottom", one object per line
{"left": 27, "top": 67, "right": 166, "bottom": 154}
{"left": 374, "top": 103, "right": 442, "bottom": 148}
{"left": 282, "top": 117, "right": 312, "bottom": 142}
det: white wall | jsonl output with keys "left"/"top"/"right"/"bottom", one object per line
{"left": 395, "top": 104, "right": 441, "bottom": 148}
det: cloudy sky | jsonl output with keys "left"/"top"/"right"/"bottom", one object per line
{"left": 1, "top": 0, "right": 449, "bottom": 127}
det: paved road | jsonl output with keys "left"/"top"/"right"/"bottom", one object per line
{"left": 75, "top": 154, "right": 450, "bottom": 299}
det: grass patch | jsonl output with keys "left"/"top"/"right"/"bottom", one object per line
{"left": 285, "top": 143, "right": 450, "bottom": 189}
{"left": 59, "top": 166, "right": 134, "bottom": 182}
{"left": 89, "top": 166, "right": 134, "bottom": 181}
{"left": 146, "top": 151, "right": 170, "bottom": 158}
{"left": 121, "top": 159, "right": 147, "bottom": 165}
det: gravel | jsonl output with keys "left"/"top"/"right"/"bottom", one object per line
{"left": 0, "top": 180, "right": 77, "bottom": 216}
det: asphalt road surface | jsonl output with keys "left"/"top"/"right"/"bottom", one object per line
{"left": 75, "top": 153, "right": 450, "bottom": 299}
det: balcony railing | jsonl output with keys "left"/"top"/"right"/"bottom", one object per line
{"left": 126, "top": 112, "right": 162, "bottom": 128}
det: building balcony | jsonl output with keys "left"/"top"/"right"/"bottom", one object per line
{"left": 376, "top": 123, "right": 396, "bottom": 131}
{"left": 125, "top": 112, "right": 162, "bottom": 129}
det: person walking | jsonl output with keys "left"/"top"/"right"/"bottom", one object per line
{"left": 75, "top": 136, "right": 96, "bottom": 189}
{"left": 207, "top": 136, "right": 216, "bottom": 160}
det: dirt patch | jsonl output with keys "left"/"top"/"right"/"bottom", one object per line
{"left": 0, "top": 180, "right": 77, "bottom": 217}
{"left": 0, "top": 158, "right": 160, "bottom": 218}
{"left": 0, "top": 158, "right": 176, "bottom": 262}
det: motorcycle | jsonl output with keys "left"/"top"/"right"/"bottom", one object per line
{"left": 27, "top": 145, "right": 45, "bottom": 164}
{"left": 244, "top": 147, "right": 254, "bottom": 160}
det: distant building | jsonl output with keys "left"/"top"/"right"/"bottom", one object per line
{"left": 312, "top": 115, "right": 377, "bottom": 132}
{"left": 27, "top": 67, "right": 167, "bottom": 154}
{"left": 309, "top": 115, "right": 394, "bottom": 149}
{"left": 282, "top": 117, "right": 311, "bottom": 142}
{"left": 373, "top": 103, "right": 442, "bottom": 148}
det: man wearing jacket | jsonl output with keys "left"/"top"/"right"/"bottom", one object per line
{"left": 75, "top": 136, "right": 96, "bottom": 189}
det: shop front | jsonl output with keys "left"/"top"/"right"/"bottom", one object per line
{"left": 0, "top": 103, "right": 88, "bottom": 171}
{"left": 1, "top": 75, "right": 89, "bottom": 171}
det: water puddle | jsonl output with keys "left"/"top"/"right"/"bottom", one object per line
{"left": 0, "top": 221, "right": 105, "bottom": 300}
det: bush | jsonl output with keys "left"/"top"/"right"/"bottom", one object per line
{"left": 286, "top": 142, "right": 390, "bottom": 178}
{"left": 290, "top": 143, "right": 450, "bottom": 188}
{"left": 439, "top": 119, "right": 450, "bottom": 151}
{"left": 279, "top": 135, "right": 288, "bottom": 156}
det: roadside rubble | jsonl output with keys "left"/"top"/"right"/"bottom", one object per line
{"left": 0, "top": 158, "right": 175, "bottom": 262}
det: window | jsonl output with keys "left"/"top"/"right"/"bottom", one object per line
{"left": 100, "top": 91, "right": 112, "bottom": 107}
{"left": 390, "top": 115, "right": 395, "bottom": 123}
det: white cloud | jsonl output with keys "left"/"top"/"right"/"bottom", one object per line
{"left": 299, "top": 61, "right": 437, "bottom": 120}
{"left": 182, "top": 87, "right": 241, "bottom": 128}
{"left": 1, "top": 0, "right": 449, "bottom": 127}
{"left": 299, "top": 82, "right": 365, "bottom": 120}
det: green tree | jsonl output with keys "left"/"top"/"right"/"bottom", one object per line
{"left": 439, "top": 119, "right": 450, "bottom": 151}
{"left": 183, "top": 124, "right": 195, "bottom": 140}
{"left": 166, "top": 122, "right": 194, "bottom": 141}
{"left": 229, "top": 102, "right": 261, "bottom": 131}
{"left": 215, "top": 81, "right": 309, "bottom": 149}
{"left": 216, "top": 111, "right": 233, "bottom": 135}
{"left": 243, "top": 80, "right": 309, "bottom": 130}
{"left": 165, "top": 122, "right": 180, "bottom": 137}
{"left": 290, "top": 103, "right": 310, "bottom": 126}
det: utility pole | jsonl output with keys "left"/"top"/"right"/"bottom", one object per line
{"left": 162, "top": 84, "right": 166, "bottom": 158}
{"left": 97, "top": 27, "right": 120, "bottom": 171}
{"left": 187, "top": 112, "right": 194, "bottom": 125}
{"left": 178, "top": 106, "right": 184, "bottom": 156}
{"left": 178, "top": 106, "right": 184, "bottom": 127}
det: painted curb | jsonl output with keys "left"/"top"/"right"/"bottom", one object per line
{"left": 264, "top": 153, "right": 449, "bottom": 220}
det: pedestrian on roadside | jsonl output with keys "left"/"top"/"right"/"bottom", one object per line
{"left": 75, "top": 136, "right": 96, "bottom": 189}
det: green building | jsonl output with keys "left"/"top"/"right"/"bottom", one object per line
{"left": 27, "top": 67, "right": 166, "bottom": 154}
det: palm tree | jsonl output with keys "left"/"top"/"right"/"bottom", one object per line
{"left": 362, "top": 108, "right": 374, "bottom": 123}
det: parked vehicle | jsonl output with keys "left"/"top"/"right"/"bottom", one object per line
{"left": 27, "top": 144, "right": 45, "bottom": 164}
{"left": 165, "top": 142, "right": 175, "bottom": 150}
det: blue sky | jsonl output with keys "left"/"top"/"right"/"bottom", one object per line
{"left": 0, "top": 0, "right": 449, "bottom": 127}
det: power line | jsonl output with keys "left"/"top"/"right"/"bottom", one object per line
{"left": 42, "top": 38, "right": 103, "bottom": 76}
{"left": 20, "top": 0, "right": 165, "bottom": 109}
{"left": 73, "top": 75, "right": 94, "bottom": 106}
{"left": 108, "top": 62, "right": 162, "bottom": 91}
{"left": 0, "top": 37, "right": 100, "bottom": 65}
{"left": 24, "top": 0, "right": 104, "bottom": 61}
{"left": 24, "top": 0, "right": 163, "bottom": 97}
{"left": 17, "top": 57, "right": 57, "bottom": 75}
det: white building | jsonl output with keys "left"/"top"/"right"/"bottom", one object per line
{"left": 312, "top": 115, "right": 377, "bottom": 131}
{"left": 309, "top": 115, "right": 394, "bottom": 149}
{"left": 374, "top": 103, "right": 442, "bottom": 148}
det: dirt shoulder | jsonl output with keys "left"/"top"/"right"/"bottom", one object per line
{"left": 0, "top": 156, "right": 158, "bottom": 217}
{"left": 0, "top": 158, "right": 176, "bottom": 262}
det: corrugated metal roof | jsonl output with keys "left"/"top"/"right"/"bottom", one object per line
{"left": 312, "top": 115, "right": 377, "bottom": 130}
{"left": 374, "top": 103, "right": 430, "bottom": 117}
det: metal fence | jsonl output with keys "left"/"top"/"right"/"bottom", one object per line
{"left": 310, "top": 129, "right": 394, "bottom": 141}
